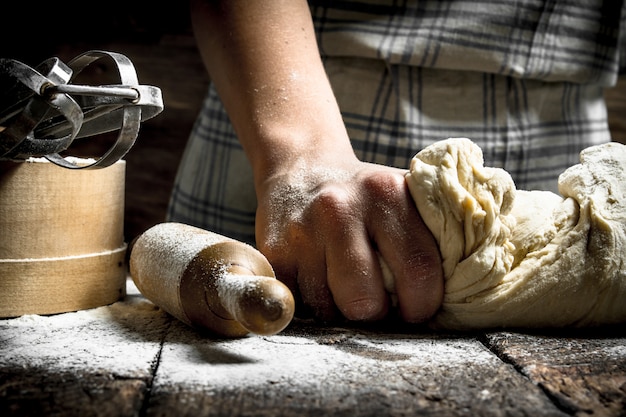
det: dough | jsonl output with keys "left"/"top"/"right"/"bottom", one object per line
{"left": 405, "top": 138, "right": 626, "bottom": 330}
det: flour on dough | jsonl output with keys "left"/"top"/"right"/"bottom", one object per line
{"left": 404, "top": 138, "right": 626, "bottom": 330}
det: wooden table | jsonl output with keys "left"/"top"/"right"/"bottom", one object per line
{"left": 1, "top": 278, "right": 624, "bottom": 417}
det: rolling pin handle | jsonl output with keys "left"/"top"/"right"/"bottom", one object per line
{"left": 129, "top": 222, "right": 295, "bottom": 337}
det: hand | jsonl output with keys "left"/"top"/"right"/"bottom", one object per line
{"left": 189, "top": 0, "right": 443, "bottom": 323}
{"left": 254, "top": 155, "right": 444, "bottom": 323}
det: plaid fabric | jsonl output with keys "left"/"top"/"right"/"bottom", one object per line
{"left": 168, "top": 0, "right": 623, "bottom": 245}
{"left": 310, "top": 0, "right": 624, "bottom": 85}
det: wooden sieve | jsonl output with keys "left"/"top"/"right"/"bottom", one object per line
{"left": 0, "top": 157, "right": 127, "bottom": 317}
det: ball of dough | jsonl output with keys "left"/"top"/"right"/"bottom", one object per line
{"left": 405, "top": 138, "right": 626, "bottom": 330}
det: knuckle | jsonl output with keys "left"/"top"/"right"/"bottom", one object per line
{"left": 363, "top": 171, "right": 406, "bottom": 198}
{"left": 313, "top": 185, "right": 353, "bottom": 212}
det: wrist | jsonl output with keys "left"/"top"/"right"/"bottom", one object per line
{"left": 244, "top": 120, "right": 356, "bottom": 187}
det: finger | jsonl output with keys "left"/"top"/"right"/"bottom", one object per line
{"left": 317, "top": 187, "right": 389, "bottom": 321}
{"left": 296, "top": 247, "right": 340, "bottom": 322}
{"left": 263, "top": 235, "right": 339, "bottom": 321}
{"left": 368, "top": 173, "right": 444, "bottom": 323}
{"left": 326, "top": 232, "right": 389, "bottom": 321}
{"left": 387, "top": 243, "right": 443, "bottom": 323}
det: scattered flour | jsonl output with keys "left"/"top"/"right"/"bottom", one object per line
{"left": 23, "top": 156, "right": 99, "bottom": 165}
{"left": 153, "top": 325, "right": 495, "bottom": 389}
{"left": 0, "top": 279, "right": 166, "bottom": 378}
{"left": 264, "top": 166, "right": 352, "bottom": 249}
{"left": 0, "top": 245, "right": 126, "bottom": 263}
{"left": 215, "top": 273, "right": 262, "bottom": 317}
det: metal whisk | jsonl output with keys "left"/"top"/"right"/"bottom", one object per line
{"left": 0, "top": 50, "right": 163, "bottom": 169}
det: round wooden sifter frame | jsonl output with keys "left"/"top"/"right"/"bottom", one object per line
{"left": 0, "top": 157, "right": 127, "bottom": 317}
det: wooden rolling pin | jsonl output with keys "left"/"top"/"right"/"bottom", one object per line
{"left": 128, "top": 222, "right": 295, "bottom": 337}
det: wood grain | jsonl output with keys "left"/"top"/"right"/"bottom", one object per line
{"left": 0, "top": 369, "right": 147, "bottom": 417}
{"left": 0, "top": 159, "right": 127, "bottom": 316}
{"left": 484, "top": 330, "right": 626, "bottom": 416}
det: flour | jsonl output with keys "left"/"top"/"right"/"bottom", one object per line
{"left": 215, "top": 273, "right": 261, "bottom": 316}
{"left": 0, "top": 275, "right": 496, "bottom": 388}
{"left": 0, "top": 245, "right": 126, "bottom": 263}
{"left": 0, "top": 280, "right": 165, "bottom": 378}
{"left": 23, "top": 156, "right": 98, "bottom": 165}
{"left": 153, "top": 323, "right": 495, "bottom": 389}
{"left": 264, "top": 166, "right": 352, "bottom": 249}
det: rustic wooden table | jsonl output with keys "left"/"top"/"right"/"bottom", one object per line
{"left": 1, "top": 278, "right": 625, "bottom": 417}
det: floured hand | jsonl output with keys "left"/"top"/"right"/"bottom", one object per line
{"left": 255, "top": 156, "right": 443, "bottom": 323}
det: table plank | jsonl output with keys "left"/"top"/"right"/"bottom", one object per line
{"left": 483, "top": 331, "right": 626, "bottom": 416}
{"left": 0, "top": 369, "right": 146, "bottom": 417}
{"left": 0, "top": 286, "right": 169, "bottom": 417}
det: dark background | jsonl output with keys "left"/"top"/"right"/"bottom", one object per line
{"left": 2, "top": 3, "right": 625, "bottom": 242}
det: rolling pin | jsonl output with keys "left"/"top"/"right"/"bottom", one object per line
{"left": 128, "top": 222, "right": 295, "bottom": 337}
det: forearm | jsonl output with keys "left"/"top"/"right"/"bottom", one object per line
{"left": 190, "top": 0, "right": 354, "bottom": 183}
